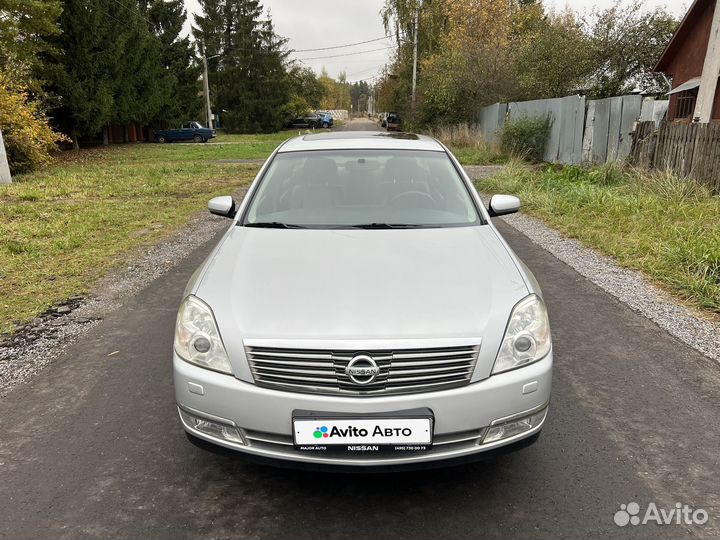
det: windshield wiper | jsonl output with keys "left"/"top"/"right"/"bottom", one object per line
{"left": 244, "top": 222, "right": 307, "bottom": 229}
{"left": 349, "top": 223, "right": 424, "bottom": 229}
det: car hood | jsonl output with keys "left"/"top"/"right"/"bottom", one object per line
{"left": 195, "top": 226, "right": 529, "bottom": 381}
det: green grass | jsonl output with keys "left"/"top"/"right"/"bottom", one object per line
{"left": 209, "top": 131, "right": 291, "bottom": 148}
{"left": 0, "top": 133, "right": 280, "bottom": 334}
{"left": 477, "top": 161, "right": 720, "bottom": 315}
{"left": 451, "top": 146, "right": 507, "bottom": 165}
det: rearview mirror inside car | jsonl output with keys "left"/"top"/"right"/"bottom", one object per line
{"left": 208, "top": 196, "right": 236, "bottom": 218}
{"left": 488, "top": 194, "right": 521, "bottom": 217}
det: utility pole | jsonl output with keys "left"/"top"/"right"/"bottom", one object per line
{"left": 411, "top": 0, "right": 420, "bottom": 107}
{"left": 202, "top": 53, "right": 213, "bottom": 130}
{"left": 694, "top": 0, "right": 720, "bottom": 122}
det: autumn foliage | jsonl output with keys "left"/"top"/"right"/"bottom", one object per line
{"left": 378, "top": 0, "right": 679, "bottom": 128}
{"left": 0, "top": 71, "right": 66, "bottom": 175}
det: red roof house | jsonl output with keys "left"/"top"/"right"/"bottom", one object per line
{"left": 656, "top": 0, "right": 720, "bottom": 122}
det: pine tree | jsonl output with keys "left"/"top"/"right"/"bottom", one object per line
{"left": 193, "top": 0, "right": 289, "bottom": 132}
{"left": 351, "top": 80, "right": 371, "bottom": 113}
{"left": 51, "top": 0, "right": 165, "bottom": 147}
{"left": 140, "top": 0, "right": 202, "bottom": 127}
{"left": 110, "top": 0, "right": 164, "bottom": 134}
{"left": 51, "top": 0, "right": 115, "bottom": 147}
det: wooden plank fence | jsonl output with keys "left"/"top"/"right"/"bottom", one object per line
{"left": 630, "top": 121, "right": 720, "bottom": 193}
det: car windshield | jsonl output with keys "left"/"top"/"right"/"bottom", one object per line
{"left": 242, "top": 150, "right": 482, "bottom": 229}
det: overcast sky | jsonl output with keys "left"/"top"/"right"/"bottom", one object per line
{"left": 183, "top": 0, "right": 688, "bottom": 83}
{"left": 545, "top": 0, "right": 687, "bottom": 17}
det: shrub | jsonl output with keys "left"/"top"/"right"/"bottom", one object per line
{"left": 499, "top": 114, "right": 553, "bottom": 163}
{"left": 280, "top": 95, "right": 311, "bottom": 125}
{"left": 0, "top": 71, "right": 66, "bottom": 174}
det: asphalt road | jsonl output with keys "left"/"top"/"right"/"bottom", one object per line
{"left": 339, "top": 117, "right": 377, "bottom": 130}
{"left": 1, "top": 120, "right": 719, "bottom": 540}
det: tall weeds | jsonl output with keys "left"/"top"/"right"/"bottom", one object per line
{"left": 429, "top": 123, "right": 506, "bottom": 165}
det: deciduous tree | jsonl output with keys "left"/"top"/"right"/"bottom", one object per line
{"left": 0, "top": 0, "right": 61, "bottom": 82}
{"left": 377, "top": 0, "right": 679, "bottom": 127}
{"left": 587, "top": 1, "right": 678, "bottom": 97}
{"left": 512, "top": 7, "right": 594, "bottom": 100}
{"left": 318, "top": 69, "right": 351, "bottom": 110}
{"left": 0, "top": 71, "right": 65, "bottom": 174}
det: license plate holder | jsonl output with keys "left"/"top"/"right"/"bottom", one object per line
{"left": 292, "top": 408, "right": 434, "bottom": 452}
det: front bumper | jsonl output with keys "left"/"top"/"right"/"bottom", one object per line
{"left": 174, "top": 352, "right": 552, "bottom": 467}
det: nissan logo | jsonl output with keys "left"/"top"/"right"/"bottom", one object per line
{"left": 345, "top": 355, "right": 380, "bottom": 385}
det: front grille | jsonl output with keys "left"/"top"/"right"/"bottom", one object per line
{"left": 245, "top": 343, "right": 481, "bottom": 396}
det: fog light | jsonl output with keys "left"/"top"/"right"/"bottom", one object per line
{"left": 178, "top": 407, "right": 246, "bottom": 445}
{"left": 482, "top": 407, "right": 547, "bottom": 444}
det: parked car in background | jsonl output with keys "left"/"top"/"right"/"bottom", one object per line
{"left": 174, "top": 131, "right": 552, "bottom": 470}
{"left": 316, "top": 111, "right": 334, "bottom": 128}
{"left": 386, "top": 113, "right": 403, "bottom": 132}
{"left": 155, "top": 121, "right": 216, "bottom": 143}
{"left": 286, "top": 114, "right": 322, "bottom": 129}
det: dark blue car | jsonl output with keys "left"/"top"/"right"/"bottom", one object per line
{"left": 316, "top": 111, "right": 334, "bottom": 128}
{"left": 155, "top": 122, "right": 216, "bottom": 143}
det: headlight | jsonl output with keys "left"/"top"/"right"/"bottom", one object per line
{"left": 492, "top": 294, "right": 551, "bottom": 374}
{"left": 174, "top": 295, "right": 233, "bottom": 374}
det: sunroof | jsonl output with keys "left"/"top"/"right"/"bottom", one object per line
{"left": 303, "top": 131, "right": 420, "bottom": 141}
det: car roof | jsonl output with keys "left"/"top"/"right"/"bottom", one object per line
{"left": 278, "top": 131, "right": 445, "bottom": 153}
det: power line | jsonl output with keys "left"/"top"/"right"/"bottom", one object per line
{"left": 294, "top": 35, "right": 395, "bottom": 53}
{"left": 108, "top": 0, "right": 155, "bottom": 28}
{"left": 297, "top": 46, "right": 394, "bottom": 61}
{"left": 105, "top": 0, "right": 167, "bottom": 47}
{"left": 304, "top": 58, "right": 390, "bottom": 66}
{"left": 107, "top": 1, "right": 400, "bottom": 64}
{"left": 346, "top": 65, "right": 383, "bottom": 78}
{"left": 355, "top": 75, "right": 381, "bottom": 83}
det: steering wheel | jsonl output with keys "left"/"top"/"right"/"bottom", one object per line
{"left": 389, "top": 191, "right": 436, "bottom": 208}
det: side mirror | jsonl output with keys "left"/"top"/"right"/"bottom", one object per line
{"left": 488, "top": 194, "right": 521, "bottom": 217}
{"left": 208, "top": 195, "right": 236, "bottom": 218}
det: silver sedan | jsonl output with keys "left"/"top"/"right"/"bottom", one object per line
{"left": 173, "top": 131, "right": 552, "bottom": 470}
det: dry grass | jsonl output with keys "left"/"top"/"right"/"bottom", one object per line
{"left": 429, "top": 123, "right": 507, "bottom": 165}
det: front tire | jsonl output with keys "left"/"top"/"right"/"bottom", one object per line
{"left": 193, "top": 134, "right": 203, "bottom": 143}
{"left": 323, "top": 122, "right": 330, "bottom": 128}
{"left": 157, "top": 136, "right": 167, "bottom": 143}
